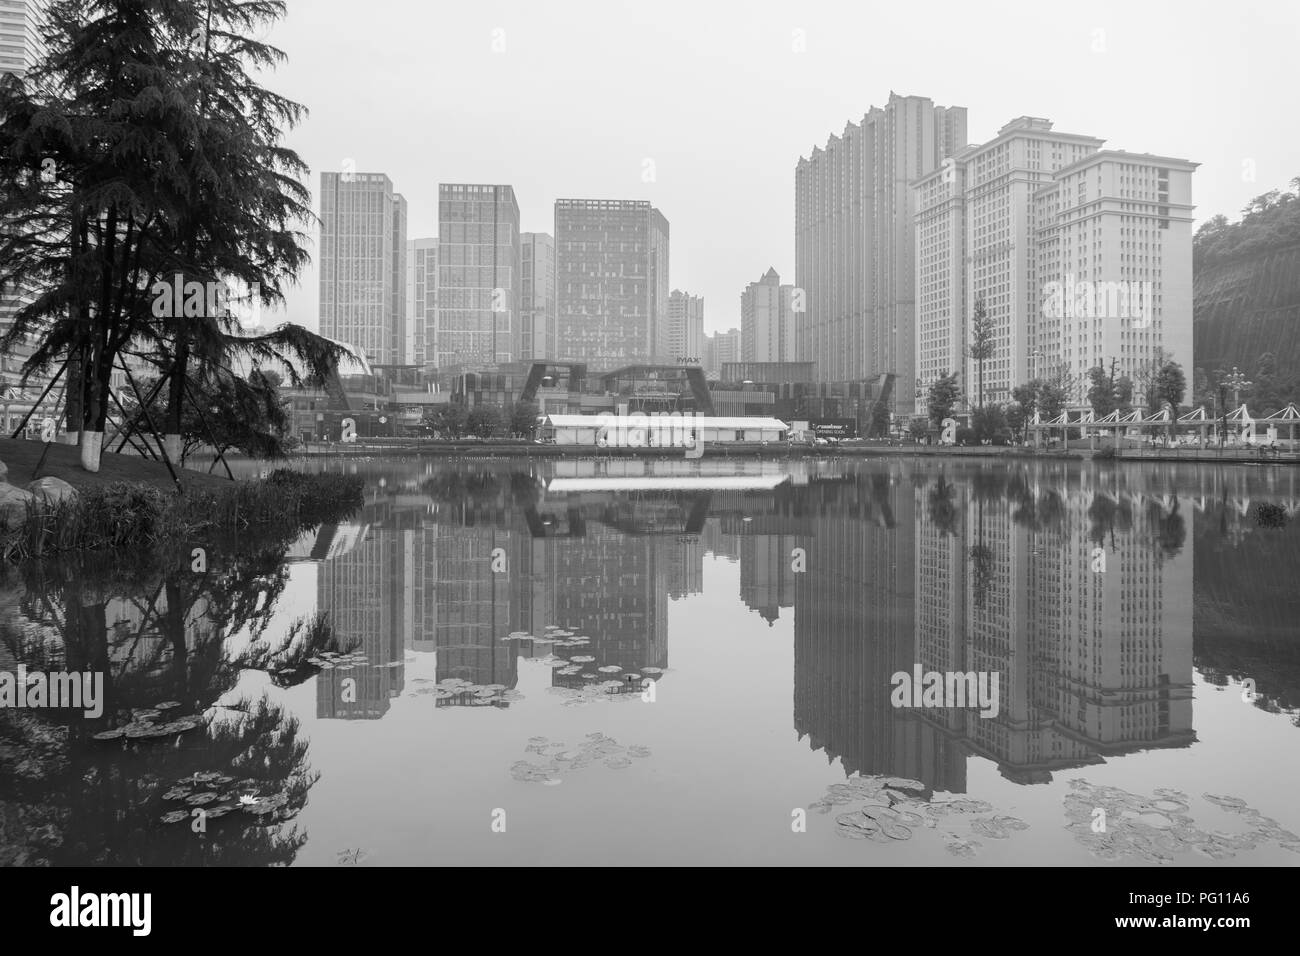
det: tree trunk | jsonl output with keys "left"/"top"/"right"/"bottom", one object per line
{"left": 80, "top": 347, "right": 113, "bottom": 473}
{"left": 63, "top": 352, "right": 84, "bottom": 445}
{"left": 165, "top": 338, "right": 188, "bottom": 464}
{"left": 79, "top": 430, "right": 103, "bottom": 472}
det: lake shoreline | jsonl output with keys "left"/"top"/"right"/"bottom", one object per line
{"left": 282, "top": 440, "right": 1299, "bottom": 465}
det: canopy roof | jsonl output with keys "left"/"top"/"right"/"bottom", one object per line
{"left": 544, "top": 414, "right": 789, "bottom": 430}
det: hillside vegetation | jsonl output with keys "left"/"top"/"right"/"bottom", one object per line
{"left": 1193, "top": 179, "right": 1300, "bottom": 413}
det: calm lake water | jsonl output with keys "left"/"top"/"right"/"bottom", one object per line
{"left": 2, "top": 455, "right": 1298, "bottom": 866}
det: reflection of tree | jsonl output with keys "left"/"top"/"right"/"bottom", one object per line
{"left": 1086, "top": 494, "right": 1132, "bottom": 549}
{"left": 1148, "top": 497, "right": 1186, "bottom": 559}
{"left": 969, "top": 471, "right": 998, "bottom": 610}
{"left": 969, "top": 544, "right": 995, "bottom": 610}
{"left": 0, "top": 532, "right": 343, "bottom": 866}
{"left": 928, "top": 477, "right": 960, "bottom": 537}
{"left": 1194, "top": 499, "right": 1300, "bottom": 728}
{"left": 0, "top": 695, "right": 316, "bottom": 866}
{"left": 1004, "top": 471, "right": 1065, "bottom": 532}
{"left": 421, "top": 468, "right": 543, "bottom": 513}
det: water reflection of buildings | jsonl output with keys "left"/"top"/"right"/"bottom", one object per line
{"left": 793, "top": 464, "right": 1195, "bottom": 790}
{"left": 305, "top": 462, "right": 1198, "bottom": 771}
{"left": 315, "top": 520, "right": 408, "bottom": 719}
{"left": 792, "top": 467, "right": 957, "bottom": 787}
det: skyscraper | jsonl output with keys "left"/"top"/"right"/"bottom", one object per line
{"left": 318, "top": 172, "right": 408, "bottom": 365}
{"left": 0, "top": 0, "right": 47, "bottom": 77}
{"left": 703, "top": 328, "right": 741, "bottom": 380}
{"left": 0, "top": 0, "right": 51, "bottom": 429}
{"left": 406, "top": 238, "right": 438, "bottom": 371}
{"left": 390, "top": 194, "right": 408, "bottom": 364}
{"left": 520, "top": 232, "right": 555, "bottom": 362}
{"left": 554, "top": 199, "right": 670, "bottom": 370}
{"left": 913, "top": 117, "right": 1195, "bottom": 414}
{"left": 1036, "top": 151, "right": 1197, "bottom": 401}
{"left": 667, "top": 289, "right": 704, "bottom": 364}
{"left": 740, "top": 267, "right": 795, "bottom": 363}
{"left": 796, "top": 92, "right": 966, "bottom": 412}
{"left": 437, "top": 184, "right": 520, "bottom": 368}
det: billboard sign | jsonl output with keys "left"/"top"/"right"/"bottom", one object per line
{"left": 810, "top": 418, "right": 857, "bottom": 439}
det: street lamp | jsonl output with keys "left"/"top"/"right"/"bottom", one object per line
{"left": 1221, "top": 366, "right": 1252, "bottom": 408}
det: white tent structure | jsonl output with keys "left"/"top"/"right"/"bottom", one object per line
{"left": 542, "top": 413, "right": 788, "bottom": 447}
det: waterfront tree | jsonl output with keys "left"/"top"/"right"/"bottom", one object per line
{"left": 466, "top": 404, "right": 504, "bottom": 439}
{"left": 968, "top": 299, "right": 995, "bottom": 409}
{"left": 509, "top": 401, "right": 540, "bottom": 439}
{"left": 136, "top": 367, "right": 291, "bottom": 464}
{"left": 0, "top": 0, "right": 345, "bottom": 473}
{"left": 926, "top": 372, "right": 961, "bottom": 425}
{"left": 427, "top": 403, "right": 468, "bottom": 439}
{"left": 1153, "top": 360, "right": 1187, "bottom": 411}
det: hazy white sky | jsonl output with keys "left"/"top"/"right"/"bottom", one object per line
{"left": 262, "top": 0, "right": 1300, "bottom": 335}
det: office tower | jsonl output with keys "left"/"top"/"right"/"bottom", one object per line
{"left": 0, "top": 0, "right": 47, "bottom": 77}
{"left": 667, "top": 289, "right": 704, "bottom": 365}
{"left": 703, "top": 327, "right": 741, "bottom": 380}
{"left": 318, "top": 172, "right": 407, "bottom": 365}
{"left": 913, "top": 159, "right": 968, "bottom": 414}
{"left": 0, "top": 1, "right": 51, "bottom": 428}
{"left": 554, "top": 199, "right": 670, "bottom": 369}
{"left": 520, "top": 232, "right": 555, "bottom": 362}
{"left": 796, "top": 92, "right": 966, "bottom": 412}
{"left": 390, "top": 194, "right": 407, "bottom": 363}
{"left": 406, "top": 238, "right": 438, "bottom": 371}
{"left": 1035, "top": 151, "right": 1197, "bottom": 398}
{"left": 437, "top": 184, "right": 520, "bottom": 368}
{"left": 913, "top": 117, "right": 1195, "bottom": 414}
{"left": 740, "top": 267, "right": 796, "bottom": 363}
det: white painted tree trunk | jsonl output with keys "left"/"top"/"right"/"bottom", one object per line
{"left": 163, "top": 434, "right": 182, "bottom": 463}
{"left": 80, "top": 430, "right": 103, "bottom": 473}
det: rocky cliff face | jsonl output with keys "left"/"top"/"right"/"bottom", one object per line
{"left": 1194, "top": 243, "right": 1300, "bottom": 374}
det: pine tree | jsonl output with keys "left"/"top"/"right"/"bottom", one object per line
{"left": 968, "top": 299, "right": 995, "bottom": 409}
{"left": 0, "top": 0, "right": 345, "bottom": 472}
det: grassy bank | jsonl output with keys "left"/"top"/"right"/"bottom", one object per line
{"left": 0, "top": 436, "right": 235, "bottom": 491}
{"left": 2, "top": 466, "right": 364, "bottom": 562}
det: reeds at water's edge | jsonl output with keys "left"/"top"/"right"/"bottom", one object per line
{"left": 1, "top": 470, "right": 364, "bottom": 562}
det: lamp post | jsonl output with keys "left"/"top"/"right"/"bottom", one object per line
{"left": 1222, "top": 366, "right": 1252, "bottom": 408}
{"left": 1219, "top": 366, "right": 1252, "bottom": 448}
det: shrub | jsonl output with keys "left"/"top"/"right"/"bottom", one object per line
{"left": 1254, "top": 502, "right": 1287, "bottom": 529}
{"left": 2, "top": 471, "right": 364, "bottom": 561}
